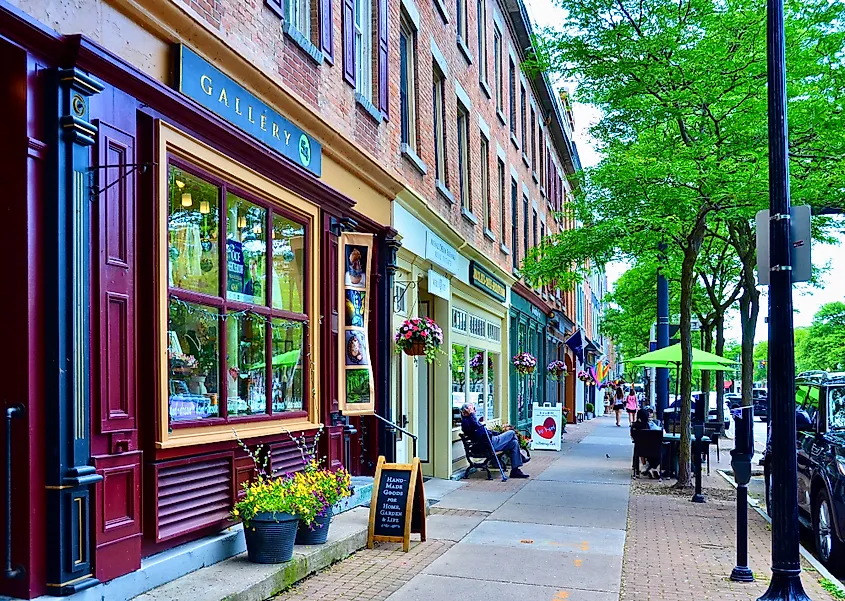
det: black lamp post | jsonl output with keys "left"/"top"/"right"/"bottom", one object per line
{"left": 757, "top": 0, "right": 810, "bottom": 597}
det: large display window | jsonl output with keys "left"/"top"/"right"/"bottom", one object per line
{"left": 157, "top": 123, "right": 319, "bottom": 447}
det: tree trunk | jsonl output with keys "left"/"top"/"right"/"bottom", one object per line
{"left": 701, "top": 324, "right": 713, "bottom": 419}
{"left": 715, "top": 312, "right": 726, "bottom": 433}
{"left": 676, "top": 224, "right": 706, "bottom": 488}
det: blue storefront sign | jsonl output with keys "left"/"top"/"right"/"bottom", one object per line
{"left": 174, "top": 45, "right": 322, "bottom": 177}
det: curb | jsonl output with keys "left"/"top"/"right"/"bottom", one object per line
{"left": 716, "top": 469, "right": 845, "bottom": 595}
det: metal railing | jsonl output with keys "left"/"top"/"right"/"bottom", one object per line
{"left": 372, "top": 413, "right": 419, "bottom": 460}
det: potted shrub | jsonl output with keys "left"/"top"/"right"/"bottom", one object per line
{"left": 395, "top": 317, "right": 443, "bottom": 362}
{"left": 547, "top": 360, "right": 567, "bottom": 381}
{"left": 294, "top": 463, "right": 353, "bottom": 545}
{"left": 585, "top": 402, "right": 595, "bottom": 420}
{"left": 512, "top": 352, "right": 537, "bottom": 375}
{"left": 233, "top": 476, "right": 307, "bottom": 564}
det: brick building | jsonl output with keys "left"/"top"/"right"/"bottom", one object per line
{"left": 0, "top": 0, "right": 600, "bottom": 591}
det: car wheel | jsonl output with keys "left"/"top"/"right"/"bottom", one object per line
{"left": 814, "top": 488, "right": 845, "bottom": 573}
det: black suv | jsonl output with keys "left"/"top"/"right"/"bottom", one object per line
{"left": 764, "top": 371, "right": 845, "bottom": 572}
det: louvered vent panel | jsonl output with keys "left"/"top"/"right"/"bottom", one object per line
{"left": 270, "top": 436, "right": 314, "bottom": 477}
{"left": 156, "top": 456, "right": 232, "bottom": 542}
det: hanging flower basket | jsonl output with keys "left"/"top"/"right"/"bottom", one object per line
{"left": 547, "top": 360, "right": 567, "bottom": 381}
{"left": 395, "top": 317, "right": 443, "bottom": 363}
{"left": 512, "top": 352, "right": 537, "bottom": 375}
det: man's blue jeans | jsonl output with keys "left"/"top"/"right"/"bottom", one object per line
{"left": 490, "top": 430, "right": 523, "bottom": 469}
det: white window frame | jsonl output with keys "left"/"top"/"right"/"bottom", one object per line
{"left": 354, "top": 0, "right": 373, "bottom": 101}
{"left": 287, "top": 0, "right": 311, "bottom": 38}
{"left": 399, "top": 15, "right": 418, "bottom": 149}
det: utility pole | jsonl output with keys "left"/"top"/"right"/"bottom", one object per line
{"left": 757, "top": 0, "right": 810, "bottom": 597}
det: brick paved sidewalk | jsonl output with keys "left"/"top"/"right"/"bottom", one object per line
{"left": 621, "top": 474, "right": 840, "bottom": 601}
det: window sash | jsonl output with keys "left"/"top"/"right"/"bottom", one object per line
{"left": 511, "top": 179, "right": 518, "bottom": 269}
{"left": 498, "top": 160, "right": 506, "bottom": 241}
{"left": 433, "top": 72, "right": 446, "bottom": 183}
{"left": 494, "top": 31, "right": 502, "bottom": 110}
{"left": 509, "top": 60, "right": 516, "bottom": 133}
{"left": 166, "top": 160, "right": 310, "bottom": 426}
{"left": 354, "top": 0, "right": 372, "bottom": 99}
{"left": 520, "top": 87, "right": 527, "bottom": 149}
{"left": 477, "top": 0, "right": 487, "bottom": 81}
{"left": 287, "top": 0, "right": 311, "bottom": 38}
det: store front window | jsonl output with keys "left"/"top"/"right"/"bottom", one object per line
{"left": 166, "top": 162, "right": 309, "bottom": 426}
{"left": 452, "top": 344, "right": 467, "bottom": 427}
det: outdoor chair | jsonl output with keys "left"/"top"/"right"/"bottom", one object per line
{"left": 631, "top": 429, "right": 664, "bottom": 477}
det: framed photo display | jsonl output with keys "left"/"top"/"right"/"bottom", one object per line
{"left": 338, "top": 232, "right": 375, "bottom": 415}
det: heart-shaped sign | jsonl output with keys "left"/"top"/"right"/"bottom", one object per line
{"left": 535, "top": 417, "right": 557, "bottom": 439}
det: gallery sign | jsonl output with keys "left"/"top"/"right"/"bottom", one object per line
{"left": 174, "top": 45, "right": 322, "bottom": 177}
{"left": 338, "top": 233, "right": 375, "bottom": 416}
{"left": 469, "top": 261, "right": 506, "bottom": 302}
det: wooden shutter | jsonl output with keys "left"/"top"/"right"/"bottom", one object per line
{"left": 342, "top": 0, "right": 355, "bottom": 85}
{"left": 321, "top": 0, "right": 334, "bottom": 62}
{"left": 377, "top": 0, "right": 389, "bottom": 116}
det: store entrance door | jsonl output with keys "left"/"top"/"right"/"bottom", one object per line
{"left": 417, "top": 301, "right": 431, "bottom": 476}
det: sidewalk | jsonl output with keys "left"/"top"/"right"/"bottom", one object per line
{"left": 274, "top": 415, "right": 626, "bottom": 601}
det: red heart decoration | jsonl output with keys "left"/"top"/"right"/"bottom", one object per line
{"left": 535, "top": 417, "right": 557, "bottom": 439}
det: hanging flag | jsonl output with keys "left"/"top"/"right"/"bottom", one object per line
{"left": 565, "top": 330, "right": 585, "bottom": 365}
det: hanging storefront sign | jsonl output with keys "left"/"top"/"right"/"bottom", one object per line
{"left": 469, "top": 261, "right": 507, "bottom": 302}
{"left": 425, "top": 232, "right": 457, "bottom": 274}
{"left": 428, "top": 269, "right": 450, "bottom": 300}
{"left": 174, "top": 45, "right": 323, "bottom": 177}
{"left": 531, "top": 404, "right": 562, "bottom": 451}
{"left": 338, "top": 233, "right": 376, "bottom": 415}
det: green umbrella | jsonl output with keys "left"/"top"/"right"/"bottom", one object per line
{"left": 627, "top": 345, "right": 736, "bottom": 408}
{"left": 628, "top": 345, "right": 736, "bottom": 369}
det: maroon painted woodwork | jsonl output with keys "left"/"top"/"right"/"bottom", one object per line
{"left": 152, "top": 452, "right": 234, "bottom": 542}
{"left": 269, "top": 436, "right": 314, "bottom": 476}
{"left": 234, "top": 454, "right": 255, "bottom": 500}
{"left": 91, "top": 452, "right": 142, "bottom": 582}
{"left": 327, "top": 429, "right": 344, "bottom": 471}
{"left": 0, "top": 41, "right": 49, "bottom": 600}
{"left": 320, "top": 0, "right": 334, "bottom": 62}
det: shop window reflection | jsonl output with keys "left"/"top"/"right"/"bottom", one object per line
{"left": 168, "top": 166, "right": 220, "bottom": 296}
{"left": 168, "top": 300, "right": 220, "bottom": 422}
{"left": 469, "top": 347, "right": 487, "bottom": 420}
{"left": 226, "top": 313, "right": 267, "bottom": 416}
{"left": 488, "top": 353, "right": 498, "bottom": 421}
{"left": 226, "top": 194, "right": 266, "bottom": 306}
{"left": 272, "top": 319, "right": 304, "bottom": 413}
{"left": 451, "top": 344, "right": 467, "bottom": 427}
{"left": 272, "top": 214, "right": 305, "bottom": 313}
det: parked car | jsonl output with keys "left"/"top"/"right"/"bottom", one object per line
{"left": 725, "top": 392, "right": 742, "bottom": 408}
{"left": 752, "top": 388, "right": 769, "bottom": 422}
{"left": 662, "top": 391, "right": 731, "bottom": 431}
{"left": 763, "top": 372, "right": 845, "bottom": 572}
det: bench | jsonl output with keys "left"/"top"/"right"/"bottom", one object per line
{"left": 458, "top": 433, "right": 510, "bottom": 480}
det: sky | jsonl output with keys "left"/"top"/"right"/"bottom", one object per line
{"left": 523, "top": 0, "right": 845, "bottom": 345}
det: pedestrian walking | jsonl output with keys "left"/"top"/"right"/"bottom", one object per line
{"left": 614, "top": 385, "right": 625, "bottom": 427}
{"left": 625, "top": 387, "right": 638, "bottom": 426}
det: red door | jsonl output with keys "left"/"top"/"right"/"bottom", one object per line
{"left": 89, "top": 119, "right": 142, "bottom": 582}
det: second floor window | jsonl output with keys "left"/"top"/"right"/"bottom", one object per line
{"left": 286, "top": 0, "right": 310, "bottom": 38}
{"left": 511, "top": 178, "right": 519, "bottom": 270}
{"left": 530, "top": 107, "right": 536, "bottom": 168}
{"left": 498, "top": 159, "right": 506, "bottom": 242}
{"left": 480, "top": 136, "right": 490, "bottom": 230}
{"left": 456, "top": 0, "right": 468, "bottom": 41}
{"left": 354, "top": 0, "right": 373, "bottom": 101}
{"left": 433, "top": 66, "right": 447, "bottom": 185}
{"left": 457, "top": 103, "right": 471, "bottom": 210}
{"left": 399, "top": 16, "right": 417, "bottom": 149}
{"left": 523, "top": 194, "right": 529, "bottom": 261}
{"left": 520, "top": 86, "right": 527, "bottom": 151}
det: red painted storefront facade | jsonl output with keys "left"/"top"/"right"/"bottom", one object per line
{"left": 0, "top": 3, "right": 398, "bottom": 597}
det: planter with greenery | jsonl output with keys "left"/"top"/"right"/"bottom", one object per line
{"left": 585, "top": 402, "right": 595, "bottom": 419}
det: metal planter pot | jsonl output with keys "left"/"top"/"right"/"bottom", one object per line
{"left": 244, "top": 511, "right": 299, "bottom": 563}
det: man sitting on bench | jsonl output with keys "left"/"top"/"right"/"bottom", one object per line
{"left": 460, "top": 402, "right": 529, "bottom": 479}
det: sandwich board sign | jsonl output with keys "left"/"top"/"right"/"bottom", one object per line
{"left": 367, "top": 457, "right": 427, "bottom": 552}
{"left": 532, "top": 404, "right": 563, "bottom": 451}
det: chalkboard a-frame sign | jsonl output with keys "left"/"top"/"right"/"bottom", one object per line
{"left": 367, "top": 457, "right": 427, "bottom": 552}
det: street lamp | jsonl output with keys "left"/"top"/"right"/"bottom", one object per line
{"left": 757, "top": 0, "right": 810, "bottom": 598}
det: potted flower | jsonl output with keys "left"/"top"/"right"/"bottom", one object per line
{"left": 547, "top": 360, "right": 567, "bottom": 381}
{"left": 577, "top": 370, "right": 591, "bottom": 383}
{"left": 233, "top": 476, "right": 307, "bottom": 564}
{"left": 294, "top": 462, "right": 353, "bottom": 545}
{"left": 470, "top": 352, "right": 493, "bottom": 377}
{"left": 394, "top": 317, "right": 443, "bottom": 362}
{"left": 512, "top": 352, "right": 537, "bottom": 375}
{"left": 585, "top": 402, "right": 595, "bottom": 419}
